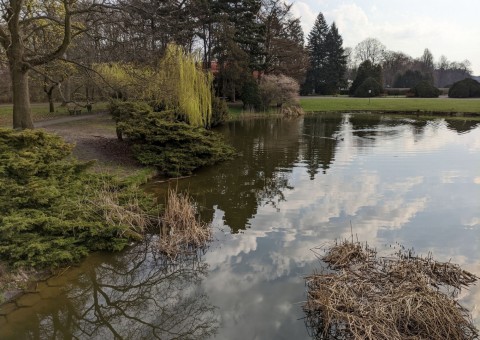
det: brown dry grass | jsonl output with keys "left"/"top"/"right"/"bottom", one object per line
{"left": 84, "top": 182, "right": 161, "bottom": 240}
{"left": 304, "top": 240, "right": 479, "bottom": 340}
{"left": 158, "top": 189, "right": 212, "bottom": 259}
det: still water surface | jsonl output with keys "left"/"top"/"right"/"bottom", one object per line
{"left": 1, "top": 113, "right": 480, "bottom": 339}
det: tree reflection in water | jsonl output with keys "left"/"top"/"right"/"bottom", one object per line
{"left": 2, "top": 236, "right": 218, "bottom": 339}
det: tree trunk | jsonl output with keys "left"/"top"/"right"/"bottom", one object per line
{"left": 61, "top": 77, "right": 71, "bottom": 105}
{"left": 48, "top": 94, "right": 55, "bottom": 113}
{"left": 11, "top": 65, "right": 34, "bottom": 129}
{"left": 44, "top": 79, "right": 56, "bottom": 113}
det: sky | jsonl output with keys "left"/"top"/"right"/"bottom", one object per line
{"left": 290, "top": 0, "right": 480, "bottom": 75}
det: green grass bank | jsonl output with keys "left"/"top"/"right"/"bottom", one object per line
{"left": 300, "top": 96, "right": 480, "bottom": 114}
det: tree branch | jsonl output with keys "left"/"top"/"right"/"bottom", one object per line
{"left": 27, "top": 0, "right": 72, "bottom": 67}
{"left": 0, "top": 29, "right": 8, "bottom": 49}
{"left": 57, "top": 56, "right": 116, "bottom": 93}
{"left": 28, "top": 64, "right": 61, "bottom": 85}
{"left": 20, "top": 15, "right": 64, "bottom": 27}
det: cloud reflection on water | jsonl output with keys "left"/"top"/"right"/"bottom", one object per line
{"left": 199, "top": 114, "right": 480, "bottom": 339}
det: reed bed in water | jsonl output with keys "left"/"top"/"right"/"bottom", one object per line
{"left": 158, "top": 189, "right": 212, "bottom": 259}
{"left": 304, "top": 240, "right": 479, "bottom": 340}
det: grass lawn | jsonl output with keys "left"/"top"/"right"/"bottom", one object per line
{"left": 300, "top": 96, "right": 480, "bottom": 114}
{"left": 0, "top": 102, "right": 109, "bottom": 127}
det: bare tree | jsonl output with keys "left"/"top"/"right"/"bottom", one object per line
{"left": 434, "top": 55, "right": 472, "bottom": 87}
{"left": 382, "top": 50, "right": 413, "bottom": 87}
{"left": 260, "top": 0, "right": 307, "bottom": 83}
{"left": 354, "top": 37, "right": 386, "bottom": 65}
{"left": 419, "top": 48, "right": 434, "bottom": 73}
{"left": 0, "top": 0, "right": 111, "bottom": 129}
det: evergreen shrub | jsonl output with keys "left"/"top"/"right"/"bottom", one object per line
{"left": 0, "top": 129, "right": 159, "bottom": 269}
{"left": 354, "top": 77, "right": 383, "bottom": 97}
{"left": 110, "top": 101, "right": 152, "bottom": 140}
{"left": 410, "top": 81, "right": 441, "bottom": 98}
{"left": 448, "top": 78, "right": 480, "bottom": 98}
{"left": 211, "top": 97, "right": 229, "bottom": 127}
{"left": 113, "top": 102, "right": 235, "bottom": 177}
{"left": 350, "top": 60, "right": 383, "bottom": 95}
{"left": 241, "top": 80, "right": 261, "bottom": 111}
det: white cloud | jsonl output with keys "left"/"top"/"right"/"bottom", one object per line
{"left": 464, "top": 217, "right": 480, "bottom": 227}
{"left": 329, "top": 4, "right": 372, "bottom": 46}
{"left": 291, "top": 1, "right": 317, "bottom": 38}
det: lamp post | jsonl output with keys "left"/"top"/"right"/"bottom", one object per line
{"left": 368, "top": 89, "right": 372, "bottom": 104}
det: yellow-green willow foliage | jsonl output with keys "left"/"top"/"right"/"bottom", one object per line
{"left": 158, "top": 44, "right": 213, "bottom": 127}
{"left": 94, "top": 63, "right": 154, "bottom": 100}
{"left": 95, "top": 44, "right": 212, "bottom": 127}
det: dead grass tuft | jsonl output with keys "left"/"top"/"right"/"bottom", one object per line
{"left": 304, "top": 239, "right": 479, "bottom": 340}
{"left": 85, "top": 182, "right": 160, "bottom": 240}
{"left": 158, "top": 189, "right": 212, "bottom": 259}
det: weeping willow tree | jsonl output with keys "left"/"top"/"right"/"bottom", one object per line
{"left": 94, "top": 63, "right": 149, "bottom": 100}
{"left": 95, "top": 44, "right": 212, "bottom": 127}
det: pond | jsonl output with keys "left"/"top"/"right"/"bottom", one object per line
{"left": 1, "top": 113, "right": 480, "bottom": 339}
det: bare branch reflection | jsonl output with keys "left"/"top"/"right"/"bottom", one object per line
{"left": 5, "top": 236, "right": 218, "bottom": 339}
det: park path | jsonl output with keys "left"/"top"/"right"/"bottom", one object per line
{"left": 34, "top": 112, "right": 108, "bottom": 128}
{"left": 35, "top": 111, "right": 141, "bottom": 175}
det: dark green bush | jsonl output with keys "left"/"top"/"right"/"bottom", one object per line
{"left": 410, "top": 81, "right": 441, "bottom": 98}
{"left": 0, "top": 129, "right": 158, "bottom": 269}
{"left": 211, "top": 97, "right": 229, "bottom": 127}
{"left": 109, "top": 101, "right": 153, "bottom": 140}
{"left": 354, "top": 77, "right": 383, "bottom": 97}
{"left": 350, "top": 60, "right": 383, "bottom": 95}
{"left": 240, "top": 79, "right": 261, "bottom": 110}
{"left": 109, "top": 101, "right": 152, "bottom": 123}
{"left": 116, "top": 107, "right": 235, "bottom": 177}
{"left": 393, "top": 70, "right": 427, "bottom": 88}
{"left": 448, "top": 78, "right": 480, "bottom": 98}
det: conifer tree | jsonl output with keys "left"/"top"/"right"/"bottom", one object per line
{"left": 303, "top": 13, "right": 329, "bottom": 94}
{"left": 214, "top": 0, "right": 265, "bottom": 99}
{"left": 324, "top": 23, "right": 347, "bottom": 94}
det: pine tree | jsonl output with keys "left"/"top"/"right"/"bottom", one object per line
{"left": 324, "top": 23, "right": 347, "bottom": 94}
{"left": 214, "top": 0, "right": 265, "bottom": 99}
{"left": 303, "top": 13, "right": 329, "bottom": 94}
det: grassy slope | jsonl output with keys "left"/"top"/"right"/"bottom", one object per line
{"left": 300, "top": 96, "right": 480, "bottom": 113}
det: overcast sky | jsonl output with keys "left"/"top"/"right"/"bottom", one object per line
{"left": 291, "top": 0, "right": 480, "bottom": 75}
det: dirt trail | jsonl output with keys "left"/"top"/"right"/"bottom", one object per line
{"left": 37, "top": 113, "right": 142, "bottom": 176}
{"left": 34, "top": 112, "right": 106, "bottom": 128}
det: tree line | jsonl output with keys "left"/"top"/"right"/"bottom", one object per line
{"left": 0, "top": 1, "right": 476, "bottom": 129}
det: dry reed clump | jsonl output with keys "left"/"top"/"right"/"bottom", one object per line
{"left": 304, "top": 239, "right": 479, "bottom": 340}
{"left": 86, "top": 183, "right": 160, "bottom": 240}
{"left": 158, "top": 189, "right": 212, "bottom": 259}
